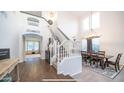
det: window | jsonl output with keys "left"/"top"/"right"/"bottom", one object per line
{"left": 83, "top": 12, "right": 100, "bottom": 31}
{"left": 83, "top": 17, "right": 90, "bottom": 31}
{"left": 91, "top": 12, "right": 100, "bottom": 29}
{"left": 82, "top": 12, "right": 100, "bottom": 52}
{"left": 25, "top": 41, "right": 40, "bottom": 51}
{"left": 27, "top": 41, "right": 34, "bottom": 51}
{"left": 34, "top": 42, "right": 39, "bottom": 50}
{"left": 82, "top": 39, "right": 87, "bottom": 51}
{"left": 92, "top": 38, "right": 100, "bottom": 52}
{"left": 91, "top": 12, "right": 100, "bottom": 52}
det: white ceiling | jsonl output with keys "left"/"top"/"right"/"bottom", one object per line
{"left": 21, "top": 11, "right": 91, "bottom": 18}
{"left": 66, "top": 11, "right": 91, "bottom": 18}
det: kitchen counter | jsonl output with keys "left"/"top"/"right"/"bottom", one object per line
{"left": 0, "top": 58, "right": 20, "bottom": 81}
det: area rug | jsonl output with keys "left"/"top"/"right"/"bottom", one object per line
{"left": 82, "top": 63, "right": 124, "bottom": 79}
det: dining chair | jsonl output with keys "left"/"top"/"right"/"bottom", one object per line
{"left": 86, "top": 51, "right": 93, "bottom": 65}
{"left": 97, "top": 51, "right": 105, "bottom": 67}
{"left": 98, "top": 51, "right": 105, "bottom": 55}
{"left": 81, "top": 51, "right": 87, "bottom": 63}
{"left": 90, "top": 52, "right": 98, "bottom": 65}
{"left": 105, "top": 53, "right": 123, "bottom": 72}
{"left": 91, "top": 51, "right": 105, "bottom": 68}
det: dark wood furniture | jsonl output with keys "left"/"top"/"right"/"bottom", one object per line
{"left": 81, "top": 51, "right": 88, "bottom": 63}
{"left": 81, "top": 51, "right": 95, "bottom": 65}
{"left": 81, "top": 51, "right": 103, "bottom": 66}
{"left": 81, "top": 51, "right": 114, "bottom": 69}
{"left": 100, "top": 55, "right": 114, "bottom": 69}
{"left": 85, "top": 51, "right": 105, "bottom": 68}
{"left": 96, "top": 51, "right": 105, "bottom": 68}
{"left": 105, "top": 53, "right": 122, "bottom": 72}
{"left": 90, "top": 52, "right": 98, "bottom": 65}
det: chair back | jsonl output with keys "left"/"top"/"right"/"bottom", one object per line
{"left": 81, "top": 51, "right": 87, "bottom": 57}
{"left": 91, "top": 52, "right": 98, "bottom": 59}
{"left": 97, "top": 51, "right": 105, "bottom": 58}
{"left": 98, "top": 51, "right": 105, "bottom": 55}
{"left": 115, "top": 53, "right": 123, "bottom": 64}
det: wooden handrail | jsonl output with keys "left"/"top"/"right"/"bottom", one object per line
{"left": 57, "top": 27, "right": 70, "bottom": 40}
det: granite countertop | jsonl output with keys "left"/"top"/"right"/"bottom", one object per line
{"left": 0, "top": 58, "right": 19, "bottom": 76}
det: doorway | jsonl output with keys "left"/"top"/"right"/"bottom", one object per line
{"left": 23, "top": 34, "right": 42, "bottom": 62}
{"left": 25, "top": 40, "right": 40, "bottom": 55}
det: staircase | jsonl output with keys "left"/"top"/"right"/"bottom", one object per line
{"left": 48, "top": 25, "right": 82, "bottom": 76}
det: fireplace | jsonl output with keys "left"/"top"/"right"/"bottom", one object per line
{"left": 0, "top": 48, "right": 10, "bottom": 60}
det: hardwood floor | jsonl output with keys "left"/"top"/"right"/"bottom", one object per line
{"left": 11, "top": 57, "right": 124, "bottom": 82}
{"left": 18, "top": 58, "right": 73, "bottom": 82}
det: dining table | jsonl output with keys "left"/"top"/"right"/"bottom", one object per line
{"left": 81, "top": 51, "right": 114, "bottom": 69}
{"left": 103, "top": 55, "right": 114, "bottom": 68}
{"left": 97, "top": 55, "right": 114, "bottom": 69}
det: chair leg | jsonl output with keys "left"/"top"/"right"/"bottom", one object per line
{"left": 117, "top": 64, "right": 120, "bottom": 70}
{"left": 96, "top": 62, "right": 98, "bottom": 68}
{"left": 107, "top": 63, "right": 109, "bottom": 67}
{"left": 93, "top": 61, "right": 95, "bottom": 65}
{"left": 100, "top": 61, "right": 102, "bottom": 66}
{"left": 101, "top": 60, "right": 104, "bottom": 69}
{"left": 90, "top": 61, "right": 92, "bottom": 66}
{"left": 115, "top": 65, "right": 117, "bottom": 72}
{"left": 85, "top": 59, "right": 87, "bottom": 64}
{"left": 104, "top": 61, "right": 107, "bottom": 69}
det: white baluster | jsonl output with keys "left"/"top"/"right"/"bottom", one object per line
{"left": 68, "top": 47, "right": 70, "bottom": 57}
{"left": 61, "top": 46, "right": 63, "bottom": 60}
{"left": 57, "top": 41, "right": 60, "bottom": 63}
{"left": 54, "top": 40, "right": 57, "bottom": 58}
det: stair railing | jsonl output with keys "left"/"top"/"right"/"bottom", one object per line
{"left": 49, "top": 26, "right": 81, "bottom": 66}
{"left": 57, "top": 40, "right": 72, "bottom": 63}
{"left": 49, "top": 37, "right": 58, "bottom": 64}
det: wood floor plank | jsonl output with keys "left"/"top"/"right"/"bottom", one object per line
{"left": 18, "top": 58, "right": 73, "bottom": 82}
{"left": 11, "top": 57, "right": 124, "bottom": 82}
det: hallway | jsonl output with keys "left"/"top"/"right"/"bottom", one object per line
{"left": 19, "top": 58, "right": 73, "bottom": 82}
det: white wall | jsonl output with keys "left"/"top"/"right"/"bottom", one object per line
{"left": 100, "top": 12, "right": 124, "bottom": 64}
{"left": 0, "top": 11, "right": 50, "bottom": 61}
{"left": 57, "top": 12, "right": 79, "bottom": 40}
{"left": 0, "top": 12, "right": 21, "bottom": 59}
{"left": 79, "top": 11, "right": 124, "bottom": 64}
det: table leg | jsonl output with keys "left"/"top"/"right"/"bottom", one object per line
{"left": 101, "top": 60, "right": 104, "bottom": 69}
{"left": 104, "top": 58, "right": 109, "bottom": 69}
{"left": 106, "top": 58, "right": 109, "bottom": 67}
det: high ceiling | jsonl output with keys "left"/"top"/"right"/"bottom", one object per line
{"left": 68, "top": 11, "right": 91, "bottom": 17}
{"left": 21, "top": 11, "right": 91, "bottom": 18}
